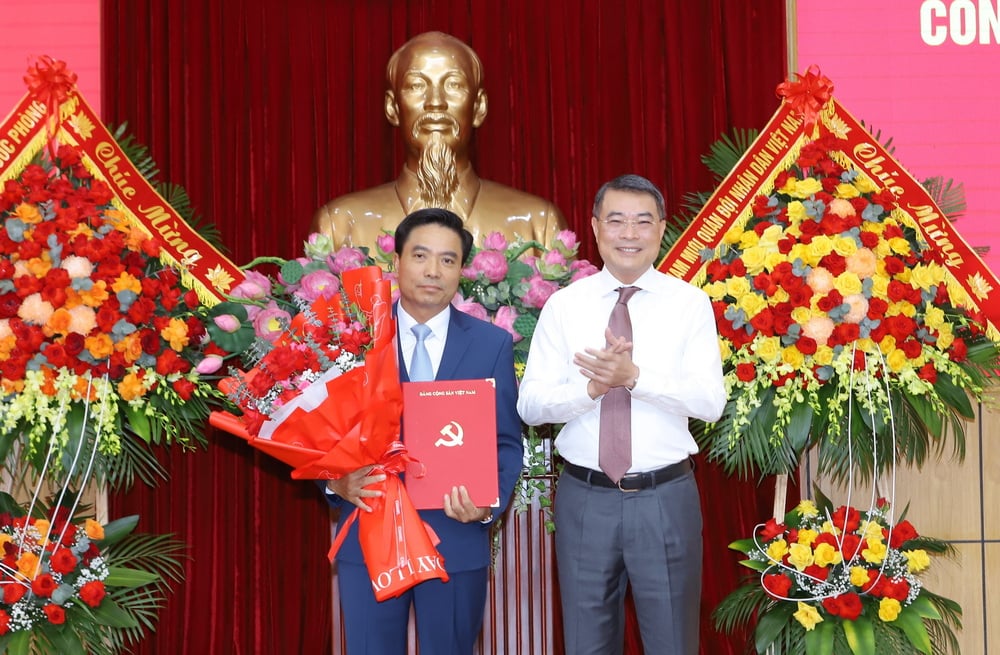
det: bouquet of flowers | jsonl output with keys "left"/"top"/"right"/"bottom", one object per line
{"left": 0, "top": 145, "right": 226, "bottom": 486}
{"left": 0, "top": 491, "right": 184, "bottom": 654}
{"left": 698, "top": 131, "right": 999, "bottom": 480}
{"left": 716, "top": 494, "right": 960, "bottom": 655}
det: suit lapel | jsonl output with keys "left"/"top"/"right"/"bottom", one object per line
{"left": 437, "top": 309, "right": 474, "bottom": 381}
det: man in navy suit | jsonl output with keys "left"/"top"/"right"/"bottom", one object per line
{"left": 323, "top": 208, "right": 522, "bottom": 654}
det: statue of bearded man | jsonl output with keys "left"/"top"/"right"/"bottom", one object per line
{"left": 312, "top": 31, "right": 567, "bottom": 248}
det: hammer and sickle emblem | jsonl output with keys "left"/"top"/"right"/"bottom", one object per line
{"left": 434, "top": 421, "right": 464, "bottom": 447}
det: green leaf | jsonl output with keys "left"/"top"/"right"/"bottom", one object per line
{"left": 125, "top": 404, "right": 152, "bottom": 443}
{"left": 89, "top": 598, "right": 141, "bottom": 628}
{"left": 894, "top": 606, "right": 933, "bottom": 654}
{"left": 905, "top": 393, "right": 943, "bottom": 438}
{"left": 755, "top": 601, "right": 796, "bottom": 652}
{"left": 786, "top": 402, "right": 814, "bottom": 453}
{"left": 804, "top": 619, "right": 834, "bottom": 655}
{"left": 842, "top": 616, "right": 875, "bottom": 655}
{"left": 0, "top": 492, "right": 25, "bottom": 517}
{"left": 4, "top": 630, "right": 31, "bottom": 655}
{"left": 729, "top": 538, "right": 757, "bottom": 553}
{"left": 934, "top": 371, "right": 975, "bottom": 419}
{"left": 46, "top": 625, "right": 87, "bottom": 655}
{"left": 99, "top": 515, "right": 140, "bottom": 546}
{"left": 908, "top": 594, "right": 943, "bottom": 620}
{"left": 105, "top": 565, "right": 162, "bottom": 587}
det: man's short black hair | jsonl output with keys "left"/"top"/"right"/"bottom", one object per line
{"left": 394, "top": 208, "right": 474, "bottom": 264}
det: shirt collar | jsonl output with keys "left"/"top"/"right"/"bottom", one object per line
{"left": 597, "top": 266, "right": 661, "bottom": 296}
{"left": 396, "top": 302, "right": 451, "bottom": 338}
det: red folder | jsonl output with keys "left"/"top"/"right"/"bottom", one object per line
{"left": 402, "top": 378, "right": 499, "bottom": 510}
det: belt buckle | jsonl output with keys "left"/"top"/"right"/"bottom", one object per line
{"left": 617, "top": 475, "right": 640, "bottom": 493}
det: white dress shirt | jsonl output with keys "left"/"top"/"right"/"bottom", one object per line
{"left": 517, "top": 267, "right": 726, "bottom": 472}
{"left": 396, "top": 303, "right": 451, "bottom": 380}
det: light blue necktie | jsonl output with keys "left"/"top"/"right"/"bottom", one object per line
{"left": 409, "top": 324, "right": 434, "bottom": 382}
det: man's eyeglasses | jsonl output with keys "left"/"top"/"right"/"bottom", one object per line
{"left": 597, "top": 218, "right": 663, "bottom": 234}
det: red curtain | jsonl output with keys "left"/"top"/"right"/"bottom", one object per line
{"left": 102, "top": 1, "right": 789, "bottom": 653}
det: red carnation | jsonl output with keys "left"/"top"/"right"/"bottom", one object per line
{"left": 0, "top": 608, "right": 9, "bottom": 636}
{"left": 0, "top": 293, "right": 20, "bottom": 318}
{"left": 173, "top": 378, "right": 197, "bottom": 401}
{"left": 79, "top": 580, "right": 106, "bottom": 608}
{"left": 831, "top": 505, "right": 862, "bottom": 532}
{"left": 887, "top": 519, "right": 919, "bottom": 549}
{"left": 949, "top": 338, "right": 968, "bottom": 362}
{"left": 3, "top": 583, "right": 27, "bottom": 604}
{"left": 917, "top": 362, "right": 937, "bottom": 383}
{"left": 759, "top": 517, "right": 786, "bottom": 541}
{"left": 43, "top": 604, "right": 66, "bottom": 625}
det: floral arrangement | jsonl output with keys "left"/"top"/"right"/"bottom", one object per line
{"left": 206, "top": 233, "right": 381, "bottom": 436}
{"left": 0, "top": 492, "right": 184, "bottom": 654}
{"left": 698, "top": 131, "right": 999, "bottom": 480}
{"left": 0, "top": 145, "right": 226, "bottom": 485}
{"left": 715, "top": 494, "right": 960, "bottom": 655}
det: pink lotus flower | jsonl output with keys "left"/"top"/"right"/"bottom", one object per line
{"left": 196, "top": 354, "right": 224, "bottom": 374}
{"left": 553, "top": 229, "right": 578, "bottom": 255}
{"left": 328, "top": 247, "right": 367, "bottom": 274}
{"left": 537, "top": 248, "right": 568, "bottom": 279}
{"left": 231, "top": 270, "right": 272, "bottom": 301}
{"left": 253, "top": 303, "right": 293, "bottom": 342}
{"left": 376, "top": 233, "right": 396, "bottom": 257}
{"left": 482, "top": 231, "right": 509, "bottom": 252}
{"left": 492, "top": 305, "right": 522, "bottom": 342}
{"left": 296, "top": 270, "right": 340, "bottom": 302}
{"left": 452, "top": 294, "right": 489, "bottom": 321}
{"left": 465, "top": 250, "right": 508, "bottom": 284}
{"left": 570, "top": 259, "right": 599, "bottom": 281}
{"left": 521, "top": 274, "right": 560, "bottom": 309}
{"left": 212, "top": 313, "right": 242, "bottom": 333}
{"left": 303, "top": 232, "right": 335, "bottom": 259}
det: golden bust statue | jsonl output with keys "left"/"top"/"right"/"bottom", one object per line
{"left": 312, "top": 31, "right": 567, "bottom": 248}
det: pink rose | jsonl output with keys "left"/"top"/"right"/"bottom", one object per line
{"left": 230, "top": 270, "right": 271, "bottom": 301}
{"left": 482, "top": 231, "right": 509, "bottom": 252}
{"left": 452, "top": 295, "right": 489, "bottom": 321}
{"left": 468, "top": 250, "right": 509, "bottom": 284}
{"left": 492, "top": 305, "right": 522, "bottom": 342}
{"left": 296, "top": 270, "right": 340, "bottom": 302}
{"left": 328, "top": 247, "right": 367, "bottom": 274}
{"left": 520, "top": 274, "right": 560, "bottom": 309}
{"left": 196, "top": 354, "right": 224, "bottom": 374}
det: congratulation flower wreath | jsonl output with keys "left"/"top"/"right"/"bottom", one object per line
{"left": 697, "top": 131, "right": 999, "bottom": 480}
{"left": 716, "top": 494, "right": 960, "bottom": 655}
{"left": 0, "top": 145, "right": 225, "bottom": 486}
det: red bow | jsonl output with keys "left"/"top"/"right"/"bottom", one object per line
{"left": 23, "top": 56, "right": 78, "bottom": 157}
{"left": 776, "top": 65, "right": 834, "bottom": 133}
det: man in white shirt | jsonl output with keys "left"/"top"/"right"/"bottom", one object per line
{"left": 517, "top": 174, "right": 726, "bottom": 655}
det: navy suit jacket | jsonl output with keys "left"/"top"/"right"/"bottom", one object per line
{"left": 327, "top": 306, "right": 522, "bottom": 572}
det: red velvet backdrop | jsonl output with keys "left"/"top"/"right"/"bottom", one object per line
{"left": 101, "top": 1, "right": 788, "bottom": 653}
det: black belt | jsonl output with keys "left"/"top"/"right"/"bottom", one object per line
{"left": 563, "top": 459, "right": 693, "bottom": 491}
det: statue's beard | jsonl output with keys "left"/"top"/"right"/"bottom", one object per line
{"left": 415, "top": 131, "right": 459, "bottom": 210}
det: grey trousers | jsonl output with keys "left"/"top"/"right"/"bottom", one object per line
{"left": 554, "top": 468, "right": 703, "bottom": 655}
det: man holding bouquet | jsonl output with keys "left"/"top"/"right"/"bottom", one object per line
{"left": 323, "top": 208, "right": 522, "bottom": 654}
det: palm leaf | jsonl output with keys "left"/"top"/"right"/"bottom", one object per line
{"left": 702, "top": 128, "right": 760, "bottom": 180}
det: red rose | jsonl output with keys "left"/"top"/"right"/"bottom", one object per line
{"left": 3, "top": 583, "right": 27, "bottom": 604}
{"left": 43, "top": 604, "right": 66, "bottom": 625}
{"left": 79, "top": 580, "right": 106, "bottom": 608}
{"left": 49, "top": 548, "right": 78, "bottom": 575}
{"left": 887, "top": 519, "right": 918, "bottom": 549}
{"left": 831, "top": 505, "right": 861, "bottom": 532}
{"left": 735, "top": 362, "right": 756, "bottom": 383}
{"left": 759, "top": 518, "right": 786, "bottom": 541}
{"left": 31, "top": 573, "right": 57, "bottom": 597}
{"left": 762, "top": 573, "right": 792, "bottom": 599}
{"left": 0, "top": 293, "right": 19, "bottom": 318}
{"left": 949, "top": 338, "right": 968, "bottom": 362}
{"left": 917, "top": 362, "right": 937, "bottom": 383}
{"left": 795, "top": 335, "right": 817, "bottom": 355}
{"left": 0, "top": 608, "right": 9, "bottom": 636}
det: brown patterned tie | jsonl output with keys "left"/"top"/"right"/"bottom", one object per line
{"left": 599, "top": 286, "right": 639, "bottom": 483}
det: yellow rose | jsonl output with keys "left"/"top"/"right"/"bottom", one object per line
{"left": 937, "top": 324, "right": 955, "bottom": 349}
{"left": 740, "top": 247, "right": 768, "bottom": 274}
{"left": 764, "top": 252, "right": 787, "bottom": 273}
{"left": 854, "top": 173, "right": 880, "bottom": 194}
{"left": 704, "top": 281, "right": 727, "bottom": 301}
{"left": 833, "top": 272, "right": 862, "bottom": 296}
{"left": 910, "top": 263, "right": 945, "bottom": 291}
{"left": 788, "top": 542, "right": 815, "bottom": 571}
{"left": 889, "top": 300, "right": 917, "bottom": 318}
{"left": 788, "top": 243, "right": 817, "bottom": 266}
{"left": 870, "top": 272, "right": 889, "bottom": 299}
{"left": 904, "top": 549, "right": 931, "bottom": 573}
{"left": 759, "top": 224, "right": 784, "bottom": 250}
{"left": 766, "top": 538, "right": 789, "bottom": 564}
{"left": 755, "top": 337, "right": 782, "bottom": 364}
{"left": 796, "top": 529, "right": 818, "bottom": 545}
{"left": 888, "top": 236, "right": 911, "bottom": 255}
{"left": 722, "top": 225, "right": 744, "bottom": 245}
{"left": 739, "top": 230, "right": 761, "bottom": 250}
{"left": 806, "top": 236, "right": 834, "bottom": 262}
{"left": 878, "top": 597, "right": 902, "bottom": 622}
{"left": 781, "top": 345, "right": 805, "bottom": 370}
{"left": 726, "top": 276, "right": 752, "bottom": 300}
{"left": 832, "top": 235, "right": 858, "bottom": 256}
{"left": 786, "top": 200, "right": 808, "bottom": 222}
{"left": 813, "top": 345, "right": 834, "bottom": 366}
{"left": 718, "top": 339, "right": 732, "bottom": 361}
{"left": 813, "top": 542, "right": 843, "bottom": 568}
{"left": 834, "top": 182, "right": 860, "bottom": 198}
{"left": 739, "top": 293, "right": 767, "bottom": 318}
{"left": 850, "top": 565, "right": 871, "bottom": 587}
{"left": 862, "top": 537, "right": 887, "bottom": 564}
{"left": 791, "top": 306, "right": 813, "bottom": 325}
{"left": 793, "top": 602, "right": 824, "bottom": 631}
{"left": 886, "top": 348, "right": 909, "bottom": 373}
{"left": 923, "top": 306, "right": 945, "bottom": 330}
{"left": 792, "top": 178, "right": 824, "bottom": 198}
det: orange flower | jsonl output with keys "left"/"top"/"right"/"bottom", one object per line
{"left": 115, "top": 332, "right": 145, "bottom": 363}
{"left": 117, "top": 371, "right": 146, "bottom": 401}
{"left": 161, "top": 317, "right": 191, "bottom": 351}
{"left": 111, "top": 272, "right": 142, "bottom": 295}
{"left": 14, "top": 203, "right": 43, "bottom": 225}
{"left": 78, "top": 279, "right": 110, "bottom": 307}
{"left": 84, "top": 518, "right": 105, "bottom": 540}
{"left": 44, "top": 307, "right": 74, "bottom": 337}
{"left": 16, "top": 552, "right": 39, "bottom": 579}
{"left": 84, "top": 333, "right": 114, "bottom": 359}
